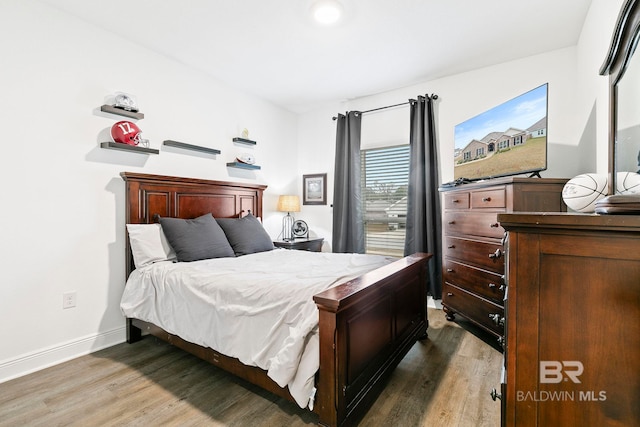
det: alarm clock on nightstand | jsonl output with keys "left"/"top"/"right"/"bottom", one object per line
{"left": 292, "top": 220, "right": 309, "bottom": 239}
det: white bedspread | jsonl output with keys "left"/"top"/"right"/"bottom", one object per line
{"left": 120, "top": 249, "right": 393, "bottom": 408}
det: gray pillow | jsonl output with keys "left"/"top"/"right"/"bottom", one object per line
{"left": 159, "top": 214, "right": 235, "bottom": 262}
{"left": 216, "top": 214, "right": 274, "bottom": 256}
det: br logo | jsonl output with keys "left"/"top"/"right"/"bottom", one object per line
{"left": 540, "top": 361, "right": 584, "bottom": 383}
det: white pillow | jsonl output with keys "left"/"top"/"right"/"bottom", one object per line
{"left": 126, "top": 223, "right": 177, "bottom": 268}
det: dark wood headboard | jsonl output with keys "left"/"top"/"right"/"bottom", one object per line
{"left": 121, "top": 172, "right": 267, "bottom": 277}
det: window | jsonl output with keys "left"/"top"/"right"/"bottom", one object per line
{"left": 361, "top": 145, "right": 410, "bottom": 257}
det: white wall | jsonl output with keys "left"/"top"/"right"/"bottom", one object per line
{"left": 297, "top": 0, "right": 625, "bottom": 250}
{"left": 576, "top": 0, "right": 627, "bottom": 174}
{"left": 0, "top": 0, "right": 298, "bottom": 382}
{"left": 298, "top": 47, "right": 585, "bottom": 248}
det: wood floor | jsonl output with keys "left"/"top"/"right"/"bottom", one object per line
{"left": 0, "top": 309, "right": 502, "bottom": 426}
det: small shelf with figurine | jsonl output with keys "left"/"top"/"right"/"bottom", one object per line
{"left": 228, "top": 152, "right": 259, "bottom": 169}
{"left": 100, "top": 92, "right": 144, "bottom": 119}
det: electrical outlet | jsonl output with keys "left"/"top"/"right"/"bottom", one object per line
{"left": 63, "top": 292, "right": 77, "bottom": 309}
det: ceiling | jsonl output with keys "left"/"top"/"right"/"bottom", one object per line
{"left": 39, "top": 0, "right": 593, "bottom": 113}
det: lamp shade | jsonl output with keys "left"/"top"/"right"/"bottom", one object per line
{"left": 277, "top": 195, "right": 300, "bottom": 212}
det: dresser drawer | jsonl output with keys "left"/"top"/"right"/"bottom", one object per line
{"left": 444, "top": 236, "right": 504, "bottom": 272}
{"left": 444, "top": 211, "right": 504, "bottom": 239}
{"left": 471, "top": 187, "right": 506, "bottom": 209}
{"left": 443, "top": 258, "right": 505, "bottom": 304}
{"left": 443, "top": 282, "right": 504, "bottom": 336}
{"left": 444, "top": 191, "right": 470, "bottom": 209}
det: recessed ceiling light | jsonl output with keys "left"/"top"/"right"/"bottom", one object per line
{"left": 311, "top": 0, "right": 344, "bottom": 25}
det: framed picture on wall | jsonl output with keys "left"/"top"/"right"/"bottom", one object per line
{"left": 303, "top": 173, "right": 327, "bottom": 205}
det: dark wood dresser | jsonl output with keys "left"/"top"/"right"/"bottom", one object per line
{"left": 497, "top": 213, "right": 640, "bottom": 426}
{"left": 439, "top": 177, "right": 567, "bottom": 344}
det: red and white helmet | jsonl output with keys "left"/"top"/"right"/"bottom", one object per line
{"left": 111, "top": 121, "right": 144, "bottom": 146}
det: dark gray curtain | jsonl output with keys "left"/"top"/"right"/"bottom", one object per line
{"left": 404, "top": 95, "right": 443, "bottom": 299}
{"left": 332, "top": 111, "right": 364, "bottom": 253}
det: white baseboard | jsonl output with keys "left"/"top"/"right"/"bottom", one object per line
{"left": 0, "top": 327, "right": 126, "bottom": 384}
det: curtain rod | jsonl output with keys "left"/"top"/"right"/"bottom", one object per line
{"left": 332, "top": 94, "right": 438, "bottom": 120}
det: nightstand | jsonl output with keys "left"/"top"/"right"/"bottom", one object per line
{"left": 273, "top": 238, "right": 324, "bottom": 252}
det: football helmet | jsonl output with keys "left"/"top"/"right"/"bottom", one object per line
{"left": 236, "top": 153, "right": 256, "bottom": 165}
{"left": 111, "top": 121, "right": 147, "bottom": 146}
{"left": 114, "top": 93, "right": 138, "bottom": 112}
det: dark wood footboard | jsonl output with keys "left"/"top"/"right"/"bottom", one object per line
{"left": 313, "top": 252, "right": 431, "bottom": 427}
{"left": 126, "top": 252, "right": 431, "bottom": 427}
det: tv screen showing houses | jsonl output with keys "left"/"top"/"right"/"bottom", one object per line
{"left": 454, "top": 83, "right": 548, "bottom": 180}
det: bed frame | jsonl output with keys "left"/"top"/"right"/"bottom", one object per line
{"left": 121, "top": 172, "right": 431, "bottom": 427}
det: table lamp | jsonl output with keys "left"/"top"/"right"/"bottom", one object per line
{"left": 277, "top": 195, "right": 300, "bottom": 241}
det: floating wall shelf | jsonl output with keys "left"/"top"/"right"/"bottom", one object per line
{"left": 232, "top": 137, "right": 257, "bottom": 145}
{"left": 100, "top": 141, "right": 159, "bottom": 154}
{"left": 226, "top": 162, "right": 261, "bottom": 170}
{"left": 163, "top": 140, "right": 221, "bottom": 155}
{"left": 100, "top": 104, "right": 144, "bottom": 120}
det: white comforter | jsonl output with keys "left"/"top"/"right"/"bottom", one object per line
{"left": 120, "top": 249, "right": 393, "bottom": 408}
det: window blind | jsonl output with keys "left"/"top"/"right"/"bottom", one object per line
{"left": 361, "top": 144, "right": 410, "bottom": 257}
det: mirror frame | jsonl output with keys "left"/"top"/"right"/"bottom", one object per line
{"left": 600, "top": 0, "right": 640, "bottom": 195}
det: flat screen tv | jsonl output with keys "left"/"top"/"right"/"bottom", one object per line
{"left": 454, "top": 83, "right": 548, "bottom": 181}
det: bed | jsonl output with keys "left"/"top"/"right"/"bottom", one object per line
{"left": 120, "top": 172, "right": 432, "bottom": 427}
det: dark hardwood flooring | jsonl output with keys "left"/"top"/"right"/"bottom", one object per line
{"left": 0, "top": 309, "right": 502, "bottom": 426}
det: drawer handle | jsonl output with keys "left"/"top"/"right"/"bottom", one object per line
{"left": 490, "top": 222, "right": 500, "bottom": 228}
{"left": 482, "top": 197, "right": 492, "bottom": 202}
{"left": 447, "top": 292, "right": 454, "bottom": 297}
{"left": 488, "top": 248, "right": 503, "bottom": 260}
{"left": 448, "top": 220, "right": 456, "bottom": 225}
{"left": 446, "top": 268, "right": 454, "bottom": 273}
{"left": 452, "top": 199, "right": 460, "bottom": 203}
{"left": 447, "top": 244, "right": 455, "bottom": 249}
{"left": 489, "top": 313, "right": 505, "bottom": 327}
{"left": 488, "top": 283, "right": 507, "bottom": 292}
{"left": 490, "top": 388, "right": 502, "bottom": 401}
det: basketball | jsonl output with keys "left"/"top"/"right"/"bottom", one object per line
{"left": 562, "top": 173, "right": 608, "bottom": 213}
{"left": 616, "top": 171, "right": 640, "bottom": 194}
